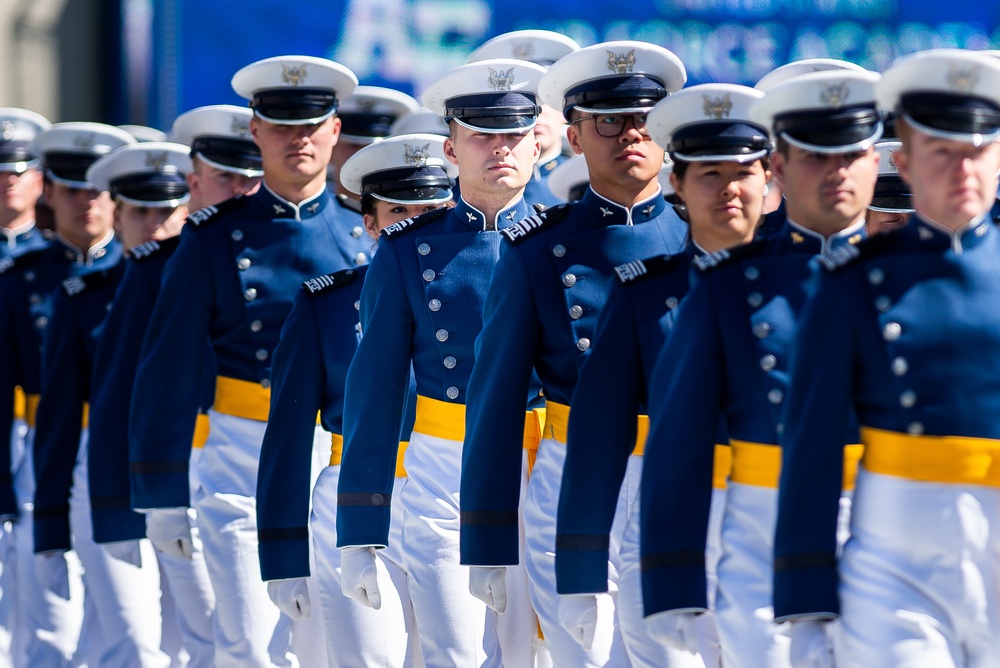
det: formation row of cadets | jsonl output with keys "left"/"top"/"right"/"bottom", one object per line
{"left": 2, "top": 31, "right": 999, "bottom": 668}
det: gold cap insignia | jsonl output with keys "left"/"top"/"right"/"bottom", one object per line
{"left": 145, "top": 151, "right": 169, "bottom": 170}
{"left": 513, "top": 42, "right": 534, "bottom": 60}
{"left": 607, "top": 49, "right": 636, "bottom": 74}
{"left": 487, "top": 67, "right": 515, "bottom": 92}
{"left": 887, "top": 152, "right": 898, "bottom": 173}
{"left": 73, "top": 133, "right": 97, "bottom": 149}
{"left": 791, "top": 231, "right": 805, "bottom": 244}
{"left": 231, "top": 115, "right": 251, "bottom": 138}
{"left": 703, "top": 94, "right": 733, "bottom": 120}
{"left": 946, "top": 65, "right": 979, "bottom": 94}
{"left": 819, "top": 81, "right": 850, "bottom": 108}
{"left": 281, "top": 64, "right": 308, "bottom": 86}
{"left": 403, "top": 143, "right": 430, "bottom": 167}
{"left": 1, "top": 121, "right": 14, "bottom": 141}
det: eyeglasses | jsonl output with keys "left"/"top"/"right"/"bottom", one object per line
{"left": 573, "top": 112, "right": 649, "bottom": 138}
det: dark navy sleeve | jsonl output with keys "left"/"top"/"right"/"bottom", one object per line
{"left": 639, "top": 275, "right": 722, "bottom": 616}
{"left": 257, "top": 289, "right": 325, "bottom": 580}
{"left": 129, "top": 229, "right": 211, "bottom": 509}
{"left": 461, "top": 244, "right": 540, "bottom": 566}
{"left": 337, "top": 240, "right": 412, "bottom": 548}
{"left": 88, "top": 260, "right": 158, "bottom": 543}
{"left": 0, "top": 282, "right": 22, "bottom": 519}
{"left": 32, "top": 290, "right": 86, "bottom": 553}
{"left": 773, "top": 267, "right": 857, "bottom": 620}
{"left": 556, "top": 280, "right": 642, "bottom": 593}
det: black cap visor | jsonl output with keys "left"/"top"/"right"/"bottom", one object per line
{"left": 251, "top": 88, "right": 338, "bottom": 124}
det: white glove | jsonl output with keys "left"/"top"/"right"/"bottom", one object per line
{"left": 145, "top": 508, "right": 194, "bottom": 560}
{"left": 557, "top": 593, "right": 598, "bottom": 651}
{"left": 35, "top": 551, "right": 71, "bottom": 600}
{"left": 103, "top": 540, "right": 143, "bottom": 567}
{"left": 469, "top": 566, "right": 507, "bottom": 613}
{"left": 788, "top": 619, "right": 837, "bottom": 668}
{"left": 646, "top": 609, "right": 709, "bottom": 654}
{"left": 340, "top": 546, "right": 381, "bottom": 610}
{"left": 267, "top": 577, "right": 312, "bottom": 621}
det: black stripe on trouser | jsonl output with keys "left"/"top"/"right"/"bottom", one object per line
{"left": 129, "top": 461, "right": 188, "bottom": 474}
{"left": 460, "top": 510, "right": 519, "bottom": 526}
{"left": 640, "top": 550, "right": 705, "bottom": 571}
{"left": 555, "top": 534, "right": 610, "bottom": 551}
{"left": 774, "top": 553, "right": 837, "bottom": 572}
{"left": 258, "top": 526, "right": 310, "bottom": 542}
{"left": 33, "top": 504, "right": 70, "bottom": 519}
{"left": 338, "top": 492, "right": 391, "bottom": 507}
{"left": 89, "top": 495, "right": 131, "bottom": 510}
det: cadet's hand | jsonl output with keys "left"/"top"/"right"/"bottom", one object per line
{"left": 267, "top": 577, "right": 312, "bottom": 620}
{"left": 788, "top": 618, "right": 837, "bottom": 668}
{"left": 145, "top": 507, "right": 194, "bottom": 560}
{"left": 557, "top": 593, "right": 598, "bottom": 651}
{"left": 340, "top": 546, "right": 381, "bottom": 610}
{"left": 469, "top": 566, "right": 507, "bottom": 613}
{"left": 35, "top": 550, "right": 71, "bottom": 600}
{"left": 646, "top": 609, "right": 711, "bottom": 654}
{"left": 103, "top": 539, "right": 143, "bottom": 567}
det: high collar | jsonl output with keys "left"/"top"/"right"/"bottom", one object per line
{"left": 580, "top": 187, "right": 666, "bottom": 227}
{"left": 454, "top": 196, "right": 531, "bottom": 232}
{"left": 904, "top": 212, "right": 991, "bottom": 255}
{"left": 0, "top": 220, "right": 36, "bottom": 249}
{"left": 55, "top": 229, "right": 116, "bottom": 265}
{"left": 781, "top": 217, "right": 866, "bottom": 255}
{"left": 256, "top": 181, "right": 330, "bottom": 221}
{"left": 534, "top": 151, "right": 564, "bottom": 180}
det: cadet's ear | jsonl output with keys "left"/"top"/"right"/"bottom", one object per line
{"left": 566, "top": 122, "right": 584, "bottom": 156}
{"left": 443, "top": 137, "right": 459, "bottom": 166}
{"left": 770, "top": 150, "right": 787, "bottom": 191}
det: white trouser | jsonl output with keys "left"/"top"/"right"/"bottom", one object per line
{"left": 840, "top": 469, "right": 1000, "bottom": 668}
{"left": 617, "top": 457, "right": 723, "bottom": 668}
{"left": 0, "top": 418, "right": 26, "bottom": 666}
{"left": 72, "top": 434, "right": 169, "bottom": 668}
{"left": 312, "top": 464, "right": 419, "bottom": 667}
{"left": 525, "top": 438, "right": 630, "bottom": 667}
{"left": 401, "top": 431, "right": 533, "bottom": 667}
{"left": 193, "top": 411, "right": 328, "bottom": 668}
{"left": 10, "top": 426, "right": 85, "bottom": 667}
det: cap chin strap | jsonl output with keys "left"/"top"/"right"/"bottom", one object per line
{"left": 670, "top": 149, "right": 769, "bottom": 164}
{"left": 116, "top": 193, "right": 191, "bottom": 208}
{"left": 45, "top": 170, "right": 94, "bottom": 190}
{"left": 779, "top": 122, "right": 883, "bottom": 155}
{"left": 451, "top": 117, "right": 536, "bottom": 134}
{"left": 196, "top": 153, "right": 264, "bottom": 178}
{"left": 371, "top": 192, "right": 453, "bottom": 206}
{"left": 252, "top": 108, "right": 336, "bottom": 126}
{"left": 901, "top": 112, "right": 1000, "bottom": 148}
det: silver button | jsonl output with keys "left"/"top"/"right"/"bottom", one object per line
{"left": 422, "top": 269, "right": 436, "bottom": 282}
{"left": 354, "top": 300, "right": 360, "bottom": 311}
{"left": 665, "top": 296, "right": 679, "bottom": 309}
{"left": 371, "top": 493, "right": 385, "bottom": 506}
{"left": 250, "top": 320, "right": 262, "bottom": 332}
{"left": 418, "top": 243, "right": 431, "bottom": 255}
{"left": 231, "top": 229, "right": 243, "bottom": 241}
{"left": 867, "top": 268, "right": 884, "bottom": 285}
{"left": 255, "top": 349, "right": 268, "bottom": 361}
{"left": 351, "top": 226, "right": 364, "bottom": 239}
{"left": 446, "top": 386, "right": 460, "bottom": 400}
{"left": 760, "top": 354, "right": 777, "bottom": 371}
{"left": 237, "top": 258, "right": 251, "bottom": 271}
{"left": 975, "top": 223, "right": 987, "bottom": 237}
{"left": 883, "top": 322, "right": 901, "bottom": 341}
{"left": 907, "top": 421, "right": 924, "bottom": 435}
{"left": 435, "top": 329, "right": 449, "bottom": 342}
{"left": 244, "top": 288, "right": 258, "bottom": 301}
{"left": 899, "top": 390, "right": 917, "bottom": 408}
{"left": 891, "top": 357, "right": 908, "bottom": 376}
{"left": 568, "top": 305, "right": 583, "bottom": 319}
{"left": 767, "top": 389, "right": 783, "bottom": 404}
{"left": 443, "top": 356, "right": 457, "bottom": 369}
{"left": 105, "top": 302, "right": 112, "bottom": 312}
{"left": 354, "top": 252, "right": 367, "bottom": 265}
{"left": 744, "top": 266, "right": 759, "bottom": 281}
{"left": 748, "top": 292, "right": 763, "bottom": 308}
{"left": 776, "top": 422, "right": 784, "bottom": 436}
{"left": 576, "top": 338, "right": 591, "bottom": 351}
{"left": 24, "top": 271, "right": 34, "bottom": 282}
{"left": 355, "top": 322, "right": 363, "bottom": 333}
{"left": 34, "top": 316, "right": 47, "bottom": 329}
{"left": 428, "top": 299, "right": 442, "bottom": 312}
{"left": 875, "top": 296, "right": 891, "bottom": 312}
{"left": 260, "top": 378, "right": 271, "bottom": 389}
{"left": 753, "top": 322, "right": 771, "bottom": 339}
{"left": 28, "top": 293, "right": 40, "bottom": 304}
{"left": 552, "top": 244, "right": 566, "bottom": 257}
{"left": 562, "top": 273, "right": 577, "bottom": 287}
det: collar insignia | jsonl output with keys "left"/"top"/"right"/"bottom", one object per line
{"left": 273, "top": 204, "right": 285, "bottom": 215}
{"left": 607, "top": 49, "right": 636, "bottom": 74}
{"left": 505, "top": 210, "right": 515, "bottom": 220}
{"left": 306, "top": 202, "right": 320, "bottom": 214}
{"left": 918, "top": 226, "right": 934, "bottom": 240}
{"left": 467, "top": 211, "right": 477, "bottom": 222}
{"left": 600, "top": 206, "right": 613, "bottom": 217}
{"left": 641, "top": 204, "right": 655, "bottom": 216}
{"left": 848, "top": 233, "right": 862, "bottom": 245}
{"left": 790, "top": 231, "right": 805, "bottom": 244}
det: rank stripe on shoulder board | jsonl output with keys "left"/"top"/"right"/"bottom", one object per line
{"left": 302, "top": 267, "right": 359, "bottom": 295}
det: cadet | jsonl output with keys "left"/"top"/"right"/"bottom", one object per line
{"left": 865, "top": 141, "right": 913, "bottom": 236}
{"left": 468, "top": 30, "right": 581, "bottom": 208}
{"left": 556, "top": 84, "right": 772, "bottom": 667}
{"left": 0, "top": 122, "right": 132, "bottom": 665}
{"left": 460, "top": 41, "right": 688, "bottom": 666}
{"left": 638, "top": 70, "right": 880, "bottom": 668}
{"left": 0, "top": 108, "right": 51, "bottom": 259}
{"left": 335, "top": 58, "right": 545, "bottom": 668}
{"left": 774, "top": 48, "right": 1000, "bottom": 668}
{"left": 258, "top": 133, "right": 456, "bottom": 667}
{"left": 129, "top": 55, "right": 359, "bottom": 667}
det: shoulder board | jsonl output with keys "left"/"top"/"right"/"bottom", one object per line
{"left": 127, "top": 235, "right": 181, "bottom": 261}
{"left": 614, "top": 253, "right": 682, "bottom": 285}
{"left": 500, "top": 203, "right": 572, "bottom": 245}
{"left": 532, "top": 202, "right": 547, "bottom": 213}
{"left": 693, "top": 238, "right": 769, "bottom": 273}
{"left": 380, "top": 207, "right": 449, "bottom": 239}
{"left": 0, "top": 247, "right": 45, "bottom": 275}
{"left": 302, "top": 267, "right": 360, "bottom": 296}
{"left": 817, "top": 231, "right": 895, "bottom": 272}
{"left": 186, "top": 194, "right": 248, "bottom": 227}
{"left": 62, "top": 269, "right": 117, "bottom": 298}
